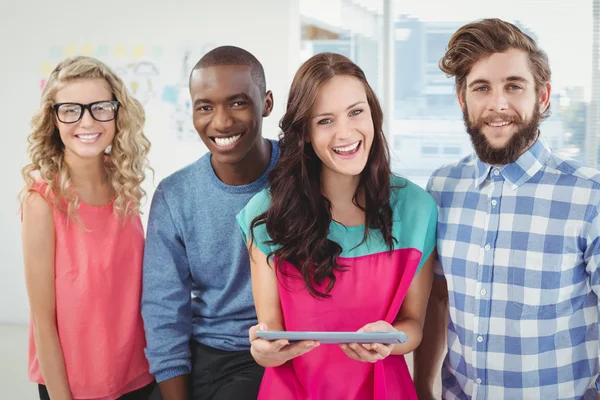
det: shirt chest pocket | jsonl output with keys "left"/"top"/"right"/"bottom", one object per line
{"left": 508, "top": 251, "right": 579, "bottom": 316}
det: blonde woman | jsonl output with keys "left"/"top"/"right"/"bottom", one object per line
{"left": 21, "top": 56, "right": 154, "bottom": 400}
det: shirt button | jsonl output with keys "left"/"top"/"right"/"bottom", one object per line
{"left": 477, "top": 335, "right": 484, "bottom": 343}
{"left": 484, "top": 244, "right": 491, "bottom": 251}
{"left": 476, "top": 378, "right": 482, "bottom": 384}
{"left": 493, "top": 169, "right": 500, "bottom": 176}
{"left": 480, "top": 289, "right": 487, "bottom": 296}
{"left": 491, "top": 199, "right": 498, "bottom": 206}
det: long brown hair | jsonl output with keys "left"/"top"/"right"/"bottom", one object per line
{"left": 440, "top": 18, "right": 551, "bottom": 118}
{"left": 250, "top": 53, "right": 394, "bottom": 298}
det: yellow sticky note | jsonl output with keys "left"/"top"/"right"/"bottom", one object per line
{"left": 114, "top": 45, "right": 126, "bottom": 57}
{"left": 64, "top": 45, "right": 77, "bottom": 57}
{"left": 81, "top": 44, "right": 94, "bottom": 56}
{"left": 40, "top": 62, "right": 53, "bottom": 75}
{"left": 133, "top": 45, "right": 144, "bottom": 58}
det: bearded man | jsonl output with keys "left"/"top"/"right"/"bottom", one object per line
{"left": 414, "top": 18, "right": 600, "bottom": 400}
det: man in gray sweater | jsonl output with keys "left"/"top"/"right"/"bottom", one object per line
{"left": 141, "top": 46, "right": 280, "bottom": 400}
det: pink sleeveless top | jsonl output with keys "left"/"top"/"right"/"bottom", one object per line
{"left": 27, "top": 181, "right": 153, "bottom": 399}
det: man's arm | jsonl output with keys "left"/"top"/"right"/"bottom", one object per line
{"left": 156, "top": 376, "right": 189, "bottom": 400}
{"left": 413, "top": 273, "right": 448, "bottom": 400}
{"left": 582, "top": 210, "right": 600, "bottom": 399}
{"left": 142, "top": 185, "right": 193, "bottom": 400}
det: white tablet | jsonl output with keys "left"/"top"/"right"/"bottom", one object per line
{"left": 255, "top": 330, "right": 408, "bottom": 344}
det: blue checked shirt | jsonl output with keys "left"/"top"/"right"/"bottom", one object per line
{"left": 427, "top": 137, "right": 600, "bottom": 400}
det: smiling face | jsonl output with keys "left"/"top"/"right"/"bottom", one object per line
{"left": 189, "top": 64, "right": 273, "bottom": 167}
{"left": 308, "top": 75, "right": 374, "bottom": 181}
{"left": 54, "top": 78, "right": 116, "bottom": 161}
{"left": 460, "top": 48, "right": 551, "bottom": 165}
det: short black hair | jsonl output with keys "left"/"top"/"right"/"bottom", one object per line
{"left": 189, "top": 45, "right": 266, "bottom": 94}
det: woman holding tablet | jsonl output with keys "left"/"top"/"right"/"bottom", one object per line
{"left": 236, "top": 53, "right": 436, "bottom": 399}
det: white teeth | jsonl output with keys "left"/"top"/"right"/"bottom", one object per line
{"left": 214, "top": 134, "right": 241, "bottom": 147}
{"left": 76, "top": 133, "right": 100, "bottom": 140}
{"left": 487, "top": 121, "right": 511, "bottom": 127}
{"left": 333, "top": 141, "right": 360, "bottom": 153}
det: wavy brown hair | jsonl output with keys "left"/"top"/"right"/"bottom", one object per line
{"left": 20, "top": 56, "right": 151, "bottom": 220}
{"left": 440, "top": 18, "right": 552, "bottom": 118}
{"left": 250, "top": 53, "right": 395, "bottom": 298}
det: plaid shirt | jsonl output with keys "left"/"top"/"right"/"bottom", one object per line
{"left": 427, "top": 137, "right": 600, "bottom": 400}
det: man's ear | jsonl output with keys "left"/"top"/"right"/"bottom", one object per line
{"left": 457, "top": 86, "right": 466, "bottom": 110}
{"left": 262, "top": 90, "right": 274, "bottom": 117}
{"left": 538, "top": 82, "right": 551, "bottom": 116}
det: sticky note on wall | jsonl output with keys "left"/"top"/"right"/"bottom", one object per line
{"left": 114, "top": 45, "right": 126, "bottom": 57}
{"left": 162, "top": 86, "right": 180, "bottom": 104}
{"left": 64, "top": 45, "right": 77, "bottom": 57}
{"left": 40, "top": 62, "right": 53, "bottom": 75}
{"left": 133, "top": 45, "right": 144, "bottom": 58}
{"left": 49, "top": 46, "right": 62, "bottom": 58}
{"left": 151, "top": 46, "right": 163, "bottom": 59}
{"left": 81, "top": 44, "right": 94, "bottom": 56}
{"left": 97, "top": 45, "right": 109, "bottom": 58}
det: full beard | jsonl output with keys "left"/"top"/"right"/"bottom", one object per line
{"left": 463, "top": 105, "right": 541, "bottom": 165}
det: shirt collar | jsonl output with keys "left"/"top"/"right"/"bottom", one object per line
{"left": 474, "top": 135, "right": 551, "bottom": 190}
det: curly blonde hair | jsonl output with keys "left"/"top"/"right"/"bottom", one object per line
{"left": 21, "top": 56, "right": 151, "bottom": 220}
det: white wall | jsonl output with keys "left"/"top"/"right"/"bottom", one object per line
{"left": 0, "top": 0, "right": 300, "bottom": 324}
{"left": 300, "top": 0, "right": 343, "bottom": 28}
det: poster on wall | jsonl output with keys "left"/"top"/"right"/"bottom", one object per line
{"left": 39, "top": 42, "right": 218, "bottom": 143}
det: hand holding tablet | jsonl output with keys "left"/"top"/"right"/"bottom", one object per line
{"left": 249, "top": 323, "right": 320, "bottom": 368}
{"left": 251, "top": 320, "right": 407, "bottom": 365}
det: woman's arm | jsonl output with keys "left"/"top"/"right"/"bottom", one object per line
{"left": 249, "top": 242, "right": 285, "bottom": 332}
{"left": 22, "top": 192, "right": 72, "bottom": 400}
{"left": 390, "top": 250, "right": 435, "bottom": 355}
{"left": 413, "top": 275, "right": 448, "bottom": 400}
{"left": 247, "top": 242, "right": 319, "bottom": 368}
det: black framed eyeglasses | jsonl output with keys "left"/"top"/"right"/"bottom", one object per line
{"left": 53, "top": 100, "right": 120, "bottom": 124}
